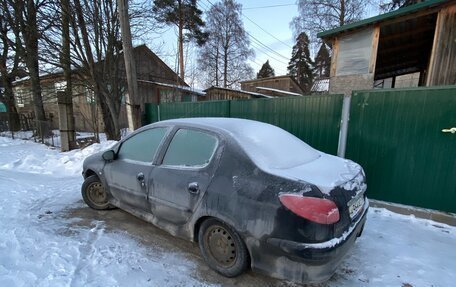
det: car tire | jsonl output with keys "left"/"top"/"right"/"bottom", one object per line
{"left": 198, "top": 218, "right": 249, "bottom": 277}
{"left": 81, "top": 175, "right": 112, "bottom": 210}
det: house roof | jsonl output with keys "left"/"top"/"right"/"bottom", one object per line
{"left": 240, "top": 75, "right": 305, "bottom": 94}
{"left": 203, "top": 86, "right": 273, "bottom": 98}
{"left": 240, "top": 75, "right": 295, "bottom": 84}
{"left": 254, "top": 87, "right": 302, "bottom": 97}
{"left": 12, "top": 45, "right": 187, "bottom": 87}
{"left": 310, "top": 78, "right": 330, "bottom": 92}
{"left": 138, "top": 79, "right": 205, "bottom": 96}
{"left": 317, "top": 0, "right": 450, "bottom": 39}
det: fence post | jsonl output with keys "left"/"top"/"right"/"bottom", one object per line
{"left": 228, "top": 100, "right": 231, "bottom": 118}
{"left": 57, "top": 91, "right": 76, "bottom": 151}
{"left": 337, "top": 94, "right": 351, "bottom": 158}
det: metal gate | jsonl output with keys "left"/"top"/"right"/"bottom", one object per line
{"left": 347, "top": 86, "right": 456, "bottom": 213}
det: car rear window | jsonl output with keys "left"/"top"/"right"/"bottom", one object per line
{"left": 230, "top": 123, "right": 320, "bottom": 169}
{"left": 162, "top": 129, "right": 218, "bottom": 167}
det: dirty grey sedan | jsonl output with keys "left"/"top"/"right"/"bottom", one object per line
{"left": 81, "top": 118, "right": 368, "bottom": 284}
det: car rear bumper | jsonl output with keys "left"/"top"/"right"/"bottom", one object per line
{"left": 250, "top": 199, "right": 369, "bottom": 284}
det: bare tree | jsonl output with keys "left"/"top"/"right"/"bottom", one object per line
{"left": 198, "top": 0, "right": 253, "bottom": 88}
{"left": 291, "top": 0, "right": 366, "bottom": 45}
{"left": 6, "top": 0, "right": 49, "bottom": 137}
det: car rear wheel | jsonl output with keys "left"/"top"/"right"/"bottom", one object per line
{"left": 198, "top": 218, "right": 249, "bottom": 277}
{"left": 81, "top": 175, "right": 112, "bottom": 210}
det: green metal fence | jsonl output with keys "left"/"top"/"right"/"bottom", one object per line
{"left": 145, "top": 95, "right": 344, "bottom": 155}
{"left": 229, "top": 96, "right": 343, "bottom": 155}
{"left": 347, "top": 86, "right": 456, "bottom": 213}
{"left": 160, "top": 100, "right": 231, "bottom": 120}
{"left": 145, "top": 87, "right": 456, "bottom": 213}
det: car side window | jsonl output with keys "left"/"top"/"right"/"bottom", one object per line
{"left": 118, "top": 127, "right": 167, "bottom": 162}
{"left": 162, "top": 129, "right": 218, "bottom": 167}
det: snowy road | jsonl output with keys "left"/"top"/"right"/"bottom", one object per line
{"left": 0, "top": 137, "right": 455, "bottom": 287}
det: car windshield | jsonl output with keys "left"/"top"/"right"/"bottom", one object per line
{"left": 229, "top": 122, "right": 320, "bottom": 169}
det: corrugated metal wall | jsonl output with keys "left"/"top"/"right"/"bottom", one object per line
{"left": 146, "top": 95, "right": 343, "bottom": 155}
{"left": 230, "top": 95, "right": 343, "bottom": 155}
{"left": 347, "top": 86, "right": 456, "bottom": 213}
{"left": 160, "top": 100, "right": 231, "bottom": 120}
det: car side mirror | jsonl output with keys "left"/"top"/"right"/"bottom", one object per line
{"left": 102, "top": 150, "right": 115, "bottom": 161}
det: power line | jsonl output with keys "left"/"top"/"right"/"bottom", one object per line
{"left": 242, "top": 13, "right": 292, "bottom": 49}
{"left": 242, "top": 4, "right": 296, "bottom": 10}
{"left": 201, "top": 0, "right": 290, "bottom": 61}
{"left": 198, "top": 0, "right": 288, "bottom": 74}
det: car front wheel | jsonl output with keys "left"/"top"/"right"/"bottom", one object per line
{"left": 198, "top": 218, "right": 249, "bottom": 277}
{"left": 81, "top": 175, "right": 112, "bottom": 210}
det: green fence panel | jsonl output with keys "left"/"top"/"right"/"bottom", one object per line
{"left": 230, "top": 95, "right": 343, "bottom": 155}
{"left": 347, "top": 86, "right": 456, "bottom": 213}
{"left": 160, "top": 100, "right": 231, "bottom": 120}
{"left": 144, "top": 95, "right": 343, "bottom": 155}
{"left": 145, "top": 103, "right": 159, "bottom": 124}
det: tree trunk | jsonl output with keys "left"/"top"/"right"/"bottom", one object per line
{"left": 178, "top": 0, "right": 185, "bottom": 80}
{"left": 339, "top": 0, "right": 346, "bottom": 26}
{"left": 215, "top": 46, "right": 219, "bottom": 86}
{"left": 118, "top": 0, "right": 140, "bottom": 131}
{"left": 74, "top": 0, "right": 121, "bottom": 140}
{"left": 0, "top": 80, "right": 20, "bottom": 131}
{"left": 98, "top": 93, "right": 120, "bottom": 140}
{"left": 0, "top": 56, "right": 20, "bottom": 131}
{"left": 59, "top": 0, "right": 76, "bottom": 151}
{"left": 23, "top": 0, "right": 48, "bottom": 138}
{"left": 223, "top": 46, "right": 228, "bottom": 88}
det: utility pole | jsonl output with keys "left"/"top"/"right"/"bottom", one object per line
{"left": 58, "top": 0, "right": 76, "bottom": 151}
{"left": 118, "top": 0, "right": 140, "bottom": 131}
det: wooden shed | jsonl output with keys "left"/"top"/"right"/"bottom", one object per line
{"left": 318, "top": 0, "right": 455, "bottom": 95}
{"left": 240, "top": 76, "right": 305, "bottom": 96}
{"left": 201, "top": 86, "right": 270, "bottom": 101}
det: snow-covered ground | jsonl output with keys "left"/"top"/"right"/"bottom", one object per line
{"left": 0, "top": 136, "right": 455, "bottom": 287}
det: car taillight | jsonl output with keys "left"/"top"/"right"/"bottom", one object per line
{"left": 279, "top": 194, "right": 340, "bottom": 224}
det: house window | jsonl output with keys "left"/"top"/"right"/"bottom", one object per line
{"left": 86, "top": 88, "right": 96, "bottom": 104}
{"left": 336, "top": 28, "right": 374, "bottom": 76}
{"left": 15, "top": 88, "right": 27, "bottom": 107}
{"left": 55, "top": 81, "right": 67, "bottom": 92}
{"left": 160, "top": 89, "right": 180, "bottom": 102}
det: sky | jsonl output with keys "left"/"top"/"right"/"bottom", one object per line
{"left": 143, "top": 0, "right": 381, "bottom": 88}
{"left": 142, "top": 0, "right": 297, "bottom": 87}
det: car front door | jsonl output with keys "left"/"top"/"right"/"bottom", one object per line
{"left": 104, "top": 127, "right": 168, "bottom": 211}
{"left": 150, "top": 128, "right": 221, "bottom": 224}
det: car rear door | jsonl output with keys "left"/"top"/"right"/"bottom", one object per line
{"left": 103, "top": 127, "right": 168, "bottom": 211}
{"left": 150, "top": 128, "right": 221, "bottom": 224}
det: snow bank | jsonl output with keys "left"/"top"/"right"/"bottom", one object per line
{"left": 0, "top": 137, "right": 116, "bottom": 176}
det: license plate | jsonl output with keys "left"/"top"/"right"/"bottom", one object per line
{"left": 349, "top": 195, "right": 365, "bottom": 219}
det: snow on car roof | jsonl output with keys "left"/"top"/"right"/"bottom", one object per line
{"left": 161, "top": 118, "right": 320, "bottom": 169}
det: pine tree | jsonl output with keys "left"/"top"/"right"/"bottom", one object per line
{"left": 314, "top": 43, "right": 330, "bottom": 78}
{"left": 257, "top": 60, "right": 275, "bottom": 79}
{"left": 153, "top": 0, "right": 208, "bottom": 80}
{"left": 287, "top": 32, "right": 313, "bottom": 92}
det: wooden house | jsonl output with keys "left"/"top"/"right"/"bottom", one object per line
{"left": 12, "top": 45, "right": 197, "bottom": 132}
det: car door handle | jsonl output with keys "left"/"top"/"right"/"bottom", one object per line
{"left": 442, "top": 127, "right": 456, "bottom": 134}
{"left": 188, "top": 182, "right": 199, "bottom": 194}
{"left": 137, "top": 172, "right": 145, "bottom": 181}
